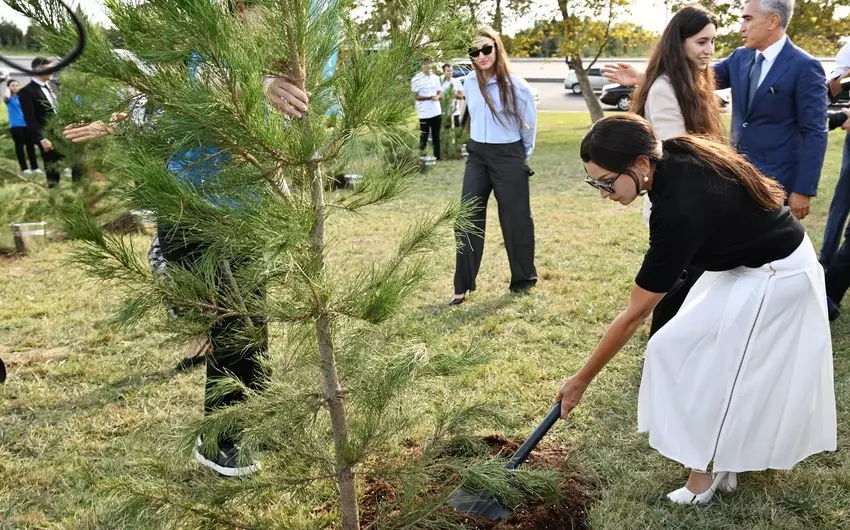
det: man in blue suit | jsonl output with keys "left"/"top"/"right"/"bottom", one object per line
{"left": 603, "top": 0, "right": 828, "bottom": 220}
{"left": 714, "top": 0, "right": 827, "bottom": 219}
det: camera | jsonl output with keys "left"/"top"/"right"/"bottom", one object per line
{"left": 829, "top": 110, "right": 848, "bottom": 131}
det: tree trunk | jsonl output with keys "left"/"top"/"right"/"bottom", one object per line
{"left": 493, "top": 0, "right": 503, "bottom": 33}
{"left": 307, "top": 160, "right": 360, "bottom": 530}
{"left": 286, "top": 46, "right": 360, "bottom": 527}
{"left": 570, "top": 56, "right": 605, "bottom": 123}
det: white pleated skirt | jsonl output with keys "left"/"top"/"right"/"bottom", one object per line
{"left": 637, "top": 235, "right": 837, "bottom": 473}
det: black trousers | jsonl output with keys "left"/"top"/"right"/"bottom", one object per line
{"left": 157, "top": 225, "right": 269, "bottom": 420}
{"left": 419, "top": 114, "right": 441, "bottom": 160}
{"left": 648, "top": 267, "right": 703, "bottom": 337}
{"left": 454, "top": 140, "right": 537, "bottom": 294}
{"left": 10, "top": 127, "right": 38, "bottom": 172}
{"left": 38, "top": 142, "right": 83, "bottom": 188}
{"left": 826, "top": 224, "right": 850, "bottom": 307}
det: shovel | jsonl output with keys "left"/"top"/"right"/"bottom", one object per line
{"left": 447, "top": 402, "right": 563, "bottom": 520}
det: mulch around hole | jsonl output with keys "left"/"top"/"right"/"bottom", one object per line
{"left": 360, "top": 435, "right": 589, "bottom": 530}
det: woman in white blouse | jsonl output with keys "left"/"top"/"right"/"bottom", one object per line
{"left": 449, "top": 26, "right": 538, "bottom": 305}
{"left": 610, "top": 5, "right": 724, "bottom": 337}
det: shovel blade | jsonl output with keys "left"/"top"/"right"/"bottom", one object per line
{"left": 447, "top": 487, "right": 513, "bottom": 520}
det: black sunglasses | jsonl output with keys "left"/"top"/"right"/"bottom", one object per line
{"left": 468, "top": 44, "right": 495, "bottom": 59}
{"left": 583, "top": 167, "right": 620, "bottom": 194}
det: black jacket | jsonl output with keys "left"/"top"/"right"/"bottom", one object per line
{"left": 17, "top": 80, "right": 56, "bottom": 143}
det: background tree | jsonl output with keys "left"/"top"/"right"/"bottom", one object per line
{"left": 668, "top": 0, "right": 849, "bottom": 57}
{"left": 0, "top": 20, "right": 25, "bottom": 49}
{"left": 506, "top": 18, "right": 656, "bottom": 57}
{"left": 8, "top": 0, "right": 557, "bottom": 528}
{"left": 555, "top": 0, "right": 631, "bottom": 122}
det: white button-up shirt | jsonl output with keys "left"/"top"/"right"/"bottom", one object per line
{"left": 754, "top": 35, "right": 787, "bottom": 88}
{"left": 462, "top": 71, "right": 537, "bottom": 158}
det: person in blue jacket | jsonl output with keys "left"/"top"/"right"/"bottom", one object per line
{"left": 64, "top": 0, "right": 313, "bottom": 477}
{"left": 3, "top": 79, "right": 40, "bottom": 174}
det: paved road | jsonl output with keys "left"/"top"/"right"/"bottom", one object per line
{"left": 531, "top": 80, "right": 615, "bottom": 112}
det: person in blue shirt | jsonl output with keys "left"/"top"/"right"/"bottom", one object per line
{"left": 450, "top": 26, "right": 538, "bottom": 306}
{"left": 3, "top": 79, "right": 40, "bottom": 174}
{"left": 64, "top": 0, "right": 311, "bottom": 478}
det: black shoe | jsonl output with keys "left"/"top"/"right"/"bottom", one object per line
{"left": 175, "top": 338, "right": 211, "bottom": 372}
{"left": 510, "top": 281, "right": 537, "bottom": 295}
{"left": 194, "top": 436, "right": 260, "bottom": 477}
{"left": 448, "top": 295, "right": 465, "bottom": 306}
{"left": 0, "top": 357, "right": 6, "bottom": 384}
{"left": 176, "top": 354, "right": 207, "bottom": 372}
{"left": 828, "top": 297, "right": 841, "bottom": 322}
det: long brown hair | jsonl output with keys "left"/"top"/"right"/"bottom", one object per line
{"left": 471, "top": 26, "right": 522, "bottom": 128}
{"left": 631, "top": 5, "right": 723, "bottom": 139}
{"left": 580, "top": 115, "right": 785, "bottom": 210}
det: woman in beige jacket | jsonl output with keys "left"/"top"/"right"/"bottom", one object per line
{"left": 614, "top": 5, "right": 724, "bottom": 337}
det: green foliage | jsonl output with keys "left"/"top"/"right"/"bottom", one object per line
{"left": 7, "top": 0, "right": 557, "bottom": 527}
{"left": 506, "top": 18, "right": 657, "bottom": 58}
{"left": 669, "top": 0, "right": 850, "bottom": 57}
{"left": 0, "top": 19, "right": 25, "bottom": 49}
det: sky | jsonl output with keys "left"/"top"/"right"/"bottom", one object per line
{"left": 0, "top": 0, "right": 675, "bottom": 34}
{"left": 1, "top": 0, "right": 846, "bottom": 38}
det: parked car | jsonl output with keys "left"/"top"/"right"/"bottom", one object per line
{"left": 600, "top": 83, "right": 634, "bottom": 111}
{"left": 451, "top": 59, "right": 473, "bottom": 79}
{"left": 564, "top": 68, "right": 607, "bottom": 94}
{"left": 600, "top": 83, "right": 732, "bottom": 112}
{"left": 529, "top": 85, "right": 540, "bottom": 108}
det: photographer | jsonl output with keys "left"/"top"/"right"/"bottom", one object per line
{"left": 817, "top": 41, "right": 850, "bottom": 269}
{"left": 823, "top": 104, "right": 850, "bottom": 320}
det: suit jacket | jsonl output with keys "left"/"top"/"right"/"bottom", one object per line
{"left": 714, "top": 39, "right": 828, "bottom": 197}
{"left": 17, "top": 80, "right": 56, "bottom": 144}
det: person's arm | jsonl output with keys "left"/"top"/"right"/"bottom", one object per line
{"left": 555, "top": 167, "right": 722, "bottom": 417}
{"left": 555, "top": 285, "right": 665, "bottom": 417}
{"left": 263, "top": 76, "right": 309, "bottom": 118}
{"left": 519, "top": 84, "right": 537, "bottom": 159}
{"left": 790, "top": 58, "right": 829, "bottom": 213}
{"left": 712, "top": 50, "right": 734, "bottom": 91}
{"left": 2, "top": 85, "right": 10, "bottom": 103}
{"left": 828, "top": 43, "right": 850, "bottom": 98}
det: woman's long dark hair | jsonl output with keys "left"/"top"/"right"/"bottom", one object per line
{"left": 631, "top": 5, "right": 723, "bottom": 139}
{"left": 472, "top": 26, "right": 523, "bottom": 128}
{"left": 580, "top": 115, "right": 785, "bottom": 210}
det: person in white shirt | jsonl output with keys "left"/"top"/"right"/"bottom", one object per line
{"left": 441, "top": 63, "right": 465, "bottom": 127}
{"left": 411, "top": 57, "right": 442, "bottom": 159}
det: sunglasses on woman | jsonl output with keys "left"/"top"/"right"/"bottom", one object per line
{"left": 583, "top": 167, "right": 620, "bottom": 194}
{"left": 468, "top": 44, "right": 495, "bottom": 59}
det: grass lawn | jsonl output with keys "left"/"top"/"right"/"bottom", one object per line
{"left": 1, "top": 111, "right": 849, "bottom": 529}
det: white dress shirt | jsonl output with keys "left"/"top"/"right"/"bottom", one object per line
{"left": 462, "top": 72, "right": 537, "bottom": 158}
{"left": 410, "top": 72, "right": 442, "bottom": 119}
{"left": 829, "top": 40, "right": 850, "bottom": 81}
{"left": 754, "top": 35, "right": 787, "bottom": 88}
{"left": 33, "top": 78, "right": 57, "bottom": 111}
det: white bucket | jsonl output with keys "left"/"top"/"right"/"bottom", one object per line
{"left": 130, "top": 210, "right": 156, "bottom": 234}
{"left": 10, "top": 221, "right": 47, "bottom": 254}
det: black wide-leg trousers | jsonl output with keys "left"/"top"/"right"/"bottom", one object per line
{"left": 454, "top": 140, "right": 537, "bottom": 294}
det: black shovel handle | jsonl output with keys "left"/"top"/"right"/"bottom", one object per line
{"left": 505, "top": 402, "right": 562, "bottom": 470}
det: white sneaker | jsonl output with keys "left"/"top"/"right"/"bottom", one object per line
{"left": 666, "top": 472, "right": 733, "bottom": 505}
{"left": 33, "top": 169, "right": 44, "bottom": 174}
{"left": 23, "top": 169, "right": 33, "bottom": 176}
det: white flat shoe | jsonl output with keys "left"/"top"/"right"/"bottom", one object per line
{"left": 667, "top": 472, "right": 730, "bottom": 505}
